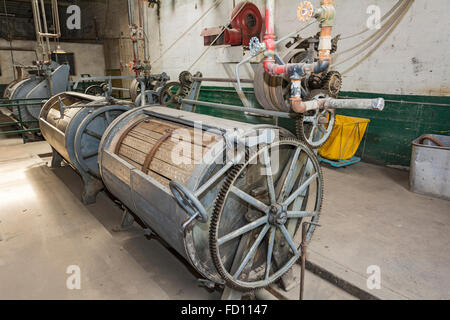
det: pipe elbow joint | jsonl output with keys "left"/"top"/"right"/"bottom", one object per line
{"left": 290, "top": 97, "right": 307, "bottom": 113}
{"left": 315, "top": 2, "right": 336, "bottom": 27}
{"left": 313, "top": 60, "right": 330, "bottom": 73}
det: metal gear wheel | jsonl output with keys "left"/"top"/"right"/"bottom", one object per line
{"left": 209, "top": 139, "right": 323, "bottom": 291}
{"left": 322, "top": 71, "right": 342, "bottom": 98}
{"left": 85, "top": 85, "right": 104, "bottom": 97}
{"left": 159, "top": 82, "right": 183, "bottom": 109}
{"left": 179, "top": 71, "right": 194, "bottom": 87}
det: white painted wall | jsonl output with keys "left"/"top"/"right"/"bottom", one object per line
{"left": 145, "top": 0, "right": 450, "bottom": 96}
{"left": 0, "top": 40, "right": 106, "bottom": 84}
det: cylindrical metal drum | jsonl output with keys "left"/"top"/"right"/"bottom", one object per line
{"left": 98, "top": 106, "right": 324, "bottom": 291}
{"left": 3, "top": 77, "right": 26, "bottom": 99}
{"left": 39, "top": 92, "right": 132, "bottom": 204}
{"left": 7, "top": 77, "right": 43, "bottom": 127}
{"left": 6, "top": 64, "right": 70, "bottom": 128}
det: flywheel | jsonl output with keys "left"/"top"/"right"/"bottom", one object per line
{"left": 159, "top": 81, "right": 184, "bottom": 109}
{"left": 85, "top": 85, "right": 105, "bottom": 97}
{"left": 210, "top": 139, "right": 323, "bottom": 291}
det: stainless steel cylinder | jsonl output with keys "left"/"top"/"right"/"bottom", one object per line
{"left": 7, "top": 77, "right": 43, "bottom": 127}
{"left": 39, "top": 92, "right": 132, "bottom": 204}
{"left": 98, "top": 106, "right": 323, "bottom": 291}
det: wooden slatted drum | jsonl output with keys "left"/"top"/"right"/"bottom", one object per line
{"left": 98, "top": 106, "right": 303, "bottom": 288}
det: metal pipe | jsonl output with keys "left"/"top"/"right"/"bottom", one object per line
{"left": 0, "top": 128, "right": 40, "bottom": 135}
{"left": 323, "top": 98, "right": 385, "bottom": 111}
{"left": 0, "top": 102, "right": 46, "bottom": 108}
{"left": 262, "top": 0, "right": 337, "bottom": 114}
{"left": 263, "top": 0, "right": 331, "bottom": 78}
{"left": 73, "top": 75, "right": 140, "bottom": 91}
{"left": 300, "top": 97, "right": 385, "bottom": 113}
{"left": 37, "top": 33, "right": 61, "bottom": 38}
{"left": 52, "top": 0, "right": 61, "bottom": 37}
{"left": 300, "top": 222, "right": 320, "bottom": 300}
{"left": 193, "top": 77, "right": 254, "bottom": 84}
{"left": 236, "top": 54, "right": 257, "bottom": 90}
{"left": 181, "top": 99, "right": 293, "bottom": 118}
{"left": 39, "top": 0, "right": 51, "bottom": 58}
{"left": 31, "top": 0, "right": 43, "bottom": 58}
{"left": 181, "top": 96, "right": 384, "bottom": 117}
{"left": 315, "top": 97, "right": 383, "bottom": 112}
{"left": 128, "top": 0, "right": 140, "bottom": 68}
{"left": 142, "top": 0, "right": 149, "bottom": 60}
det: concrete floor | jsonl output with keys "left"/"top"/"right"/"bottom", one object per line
{"left": 310, "top": 160, "right": 450, "bottom": 300}
{"left": 0, "top": 138, "right": 449, "bottom": 300}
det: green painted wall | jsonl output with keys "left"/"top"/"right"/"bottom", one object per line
{"left": 337, "top": 92, "right": 450, "bottom": 167}
{"left": 0, "top": 84, "right": 6, "bottom": 97}
{"left": 1, "top": 82, "right": 447, "bottom": 167}
{"left": 196, "top": 86, "right": 450, "bottom": 167}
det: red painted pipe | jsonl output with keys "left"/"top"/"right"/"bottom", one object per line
{"left": 262, "top": 0, "right": 334, "bottom": 112}
{"left": 263, "top": 0, "right": 333, "bottom": 77}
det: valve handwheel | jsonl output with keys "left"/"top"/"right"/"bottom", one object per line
{"left": 170, "top": 181, "right": 208, "bottom": 230}
{"left": 296, "top": 90, "right": 336, "bottom": 149}
{"left": 297, "top": 1, "right": 314, "bottom": 22}
{"left": 249, "top": 37, "right": 262, "bottom": 56}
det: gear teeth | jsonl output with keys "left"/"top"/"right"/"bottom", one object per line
{"left": 209, "top": 141, "right": 324, "bottom": 292}
{"left": 179, "top": 71, "right": 193, "bottom": 87}
{"left": 159, "top": 81, "right": 183, "bottom": 108}
{"left": 295, "top": 114, "right": 305, "bottom": 142}
{"left": 322, "top": 71, "right": 342, "bottom": 98}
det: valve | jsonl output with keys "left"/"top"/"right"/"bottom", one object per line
{"left": 249, "top": 37, "right": 265, "bottom": 56}
{"left": 297, "top": 1, "right": 314, "bottom": 22}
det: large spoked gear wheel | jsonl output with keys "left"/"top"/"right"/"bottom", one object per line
{"left": 159, "top": 81, "right": 183, "bottom": 109}
{"left": 210, "top": 139, "right": 323, "bottom": 291}
{"left": 296, "top": 90, "right": 336, "bottom": 149}
{"left": 85, "top": 85, "right": 105, "bottom": 97}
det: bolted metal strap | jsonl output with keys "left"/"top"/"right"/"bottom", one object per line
{"left": 142, "top": 128, "right": 175, "bottom": 175}
{"left": 114, "top": 117, "right": 150, "bottom": 154}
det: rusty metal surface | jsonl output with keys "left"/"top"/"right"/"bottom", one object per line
{"left": 142, "top": 128, "right": 174, "bottom": 175}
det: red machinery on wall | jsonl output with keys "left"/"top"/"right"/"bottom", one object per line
{"left": 201, "top": 2, "right": 263, "bottom": 47}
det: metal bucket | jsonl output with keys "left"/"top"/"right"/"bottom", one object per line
{"left": 410, "top": 134, "right": 450, "bottom": 200}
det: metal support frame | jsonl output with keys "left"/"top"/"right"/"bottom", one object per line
{"left": 81, "top": 176, "right": 104, "bottom": 205}
{"left": 50, "top": 147, "right": 63, "bottom": 168}
{"left": 112, "top": 207, "right": 136, "bottom": 232}
{"left": 0, "top": 98, "right": 45, "bottom": 143}
{"left": 31, "top": 0, "right": 61, "bottom": 60}
{"left": 299, "top": 221, "right": 320, "bottom": 300}
{"left": 73, "top": 75, "right": 149, "bottom": 106}
{"left": 114, "top": 207, "right": 135, "bottom": 232}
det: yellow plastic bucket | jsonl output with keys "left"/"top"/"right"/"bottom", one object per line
{"left": 319, "top": 115, "right": 370, "bottom": 161}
